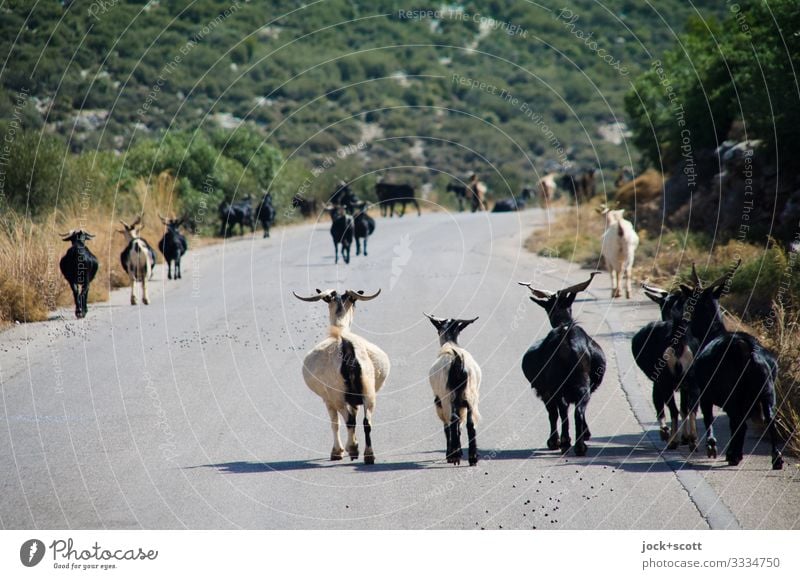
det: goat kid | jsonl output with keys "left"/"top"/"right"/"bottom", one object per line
{"left": 158, "top": 214, "right": 188, "bottom": 280}
{"left": 294, "top": 289, "right": 390, "bottom": 464}
{"left": 119, "top": 217, "right": 156, "bottom": 305}
{"left": 425, "top": 314, "right": 481, "bottom": 466}
{"left": 682, "top": 260, "right": 784, "bottom": 470}
{"left": 599, "top": 205, "right": 639, "bottom": 298}
{"left": 59, "top": 230, "right": 100, "bottom": 319}
{"left": 520, "top": 273, "right": 606, "bottom": 456}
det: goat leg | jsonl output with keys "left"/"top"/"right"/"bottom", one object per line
{"left": 345, "top": 410, "right": 359, "bottom": 460}
{"left": 363, "top": 405, "right": 374, "bottom": 465}
{"left": 328, "top": 406, "right": 344, "bottom": 460}
{"left": 574, "top": 397, "right": 589, "bottom": 457}
{"left": 726, "top": 412, "right": 746, "bottom": 466}
{"left": 666, "top": 395, "right": 680, "bottom": 450}
{"left": 761, "top": 397, "right": 784, "bottom": 470}
{"left": 467, "top": 407, "right": 478, "bottom": 466}
{"left": 702, "top": 400, "right": 717, "bottom": 458}
{"left": 558, "top": 400, "right": 571, "bottom": 452}
{"left": 546, "top": 401, "right": 560, "bottom": 450}
{"left": 447, "top": 408, "right": 462, "bottom": 465}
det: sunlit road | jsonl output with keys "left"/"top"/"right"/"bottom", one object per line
{"left": 1, "top": 208, "right": 798, "bottom": 529}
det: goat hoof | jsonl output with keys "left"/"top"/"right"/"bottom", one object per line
{"left": 659, "top": 427, "right": 670, "bottom": 441}
{"left": 688, "top": 439, "right": 698, "bottom": 452}
{"left": 364, "top": 451, "right": 375, "bottom": 465}
{"left": 330, "top": 450, "right": 344, "bottom": 461}
{"left": 143, "top": 298, "right": 150, "bottom": 305}
{"left": 726, "top": 453, "right": 742, "bottom": 466}
{"left": 707, "top": 441, "right": 717, "bottom": 459}
{"left": 574, "top": 442, "right": 587, "bottom": 457}
{"left": 469, "top": 454, "right": 479, "bottom": 466}
{"left": 131, "top": 297, "right": 137, "bottom": 305}
{"left": 667, "top": 441, "right": 678, "bottom": 450}
{"left": 447, "top": 450, "right": 462, "bottom": 465}
{"left": 772, "top": 454, "right": 784, "bottom": 470}
{"left": 560, "top": 437, "right": 571, "bottom": 452}
{"left": 546, "top": 436, "right": 559, "bottom": 451}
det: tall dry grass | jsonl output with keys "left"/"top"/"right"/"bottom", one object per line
{"left": 0, "top": 172, "right": 179, "bottom": 323}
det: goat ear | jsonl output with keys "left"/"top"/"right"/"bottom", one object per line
{"left": 679, "top": 284, "right": 694, "bottom": 297}
{"left": 529, "top": 296, "right": 550, "bottom": 309}
{"left": 643, "top": 290, "right": 665, "bottom": 305}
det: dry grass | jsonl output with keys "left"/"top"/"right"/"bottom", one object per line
{"left": 0, "top": 172, "right": 186, "bottom": 324}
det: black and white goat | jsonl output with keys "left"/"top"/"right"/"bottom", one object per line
{"left": 118, "top": 217, "right": 156, "bottom": 305}
{"left": 682, "top": 260, "right": 784, "bottom": 469}
{"left": 352, "top": 201, "right": 375, "bottom": 257}
{"left": 328, "top": 205, "right": 354, "bottom": 264}
{"left": 294, "top": 289, "right": 390, "bottom": 464}
{"left": 519, "top": 273, "right": 606, "bottom": 456}
{"left": 631, "top": 281, "right": 699, "bottom": 450}
{"left": 425, "top": 314, "right": 481, "bottom": 466}
{"left": 158, "top": 214, "right": 188, "bottom": 280}
{"left": 59, "top": 230, "right": 100, "bottom": 319}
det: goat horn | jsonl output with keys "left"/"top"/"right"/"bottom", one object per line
{"left": 119, "top": 220, "right": 129, "bottom": 229}
{"left": 641, "top": 282, "right": 669, "bottom": 296}
{"left": 84, "top": 232, "right": 95, "bottom": 239}
{"left": 292, "top": 291, "right": 325, "bottom": 302}
{"left": 347, "top": 289, "right": 381, "bottom": 301}
{"left": 690, "top": 263, "right": 703, "bottom": 288}
{"left": 560, "top": 271, "right": 601, "bottom": 295}
{"left": 131, "top": 216, "right": 142, "bottom": 227}
{"left": 60, "top": 230, "right": 75, "bottom": 240}
{"left": 518, "top": 282, "right": 554, "bottom": 299}
{"left": 158, "top": 212, "right": 168, "bottom": 224}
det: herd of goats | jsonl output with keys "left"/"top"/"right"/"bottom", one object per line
{"left": 54, "top": 166, "right": 784, "bottom": 472}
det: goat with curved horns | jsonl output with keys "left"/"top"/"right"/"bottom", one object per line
{"left": 294, "top": 289, "right": 390, "bottom": 464}
{"left": 519, "top": 272, "right": 606, "bottom": 456}
{"left": 681, "top": 260, "right": 784, "bottom": 469}
{"left": 425, "top": 313, "right": 482, "bottom": 466}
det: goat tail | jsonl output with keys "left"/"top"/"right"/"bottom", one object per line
{"left": 447, "top": 352, "right": 470, "bottom": 424}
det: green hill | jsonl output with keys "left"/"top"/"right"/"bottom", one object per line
{"left": 1, "top": 0, "right": 727, "bottom": 198}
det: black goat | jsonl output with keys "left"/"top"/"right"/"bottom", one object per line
{"left": 292, "top": 194, "right": 318, "bottom": 218}
{"left": 218, "top": 198, "right": 255, "bottom": 237}
{"left": 331, "top": 180, "right": 360, "bottom": 213}
{"left": 255, "top": 193, "right": 276, "bottom": 238}
{"left": 491, "top": 198, "right": 525, "bottom": 212}
{"left": 446, "top": 183, "right": 467, "bottom": 212}
{"left": 519, "top": 272, "right": 605, "bottom": 456}
{"left": 682, "top": 260, "right": 784, "bottom": 469}
{"left": 375, "top": 182, "right": 421, "bottom": 217}
{"left": 328, "top": 205, "right": 354, "bottom": 264}
{"left": 59, "top": 230, "right": 99, "bottom": 319}
{"left": 352, "top": 202, "right": 375, "bottom": 257}
{"left": 158, "top": 214, "right": 188, "bottom": 280}
{"left": 631, "top": 282, "right": 699, "bottom": 450}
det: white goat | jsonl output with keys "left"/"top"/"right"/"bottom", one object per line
{"left": 599, "top": 206, "right": 639, "bottom": 298}
{"left": 425, "top": 314, "right": 481, "bottom": 466}
{"left": 294, "top": 288, "right": 390, "bottom": 464}
{"left": 537, "top": 172, "right": 558, "bottom": 203}
{"left": 118, "top": 217, "right": 156, "bottom": 305}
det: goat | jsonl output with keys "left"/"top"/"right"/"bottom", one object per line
{"left": 330, "top": 180, "right": 360, "bottom": 213}
{"left": 446, "top": 183, "right": 468, "bottom": 212}
{"left": 327, "top": 205, "right": 354, "bottom": 264}
{"left": 292, "top": 194, "right": 318, "bottom": 218}
{"left": 681, "top": 260, "right": 784, "bottom": 469}
{"left": 599, "top": 205, "right": 639, "bottom": 298}
{"left": 218, "top": 198, "right": 255, "bottom": 237}
{"left": 255, "top": 192, "right": 276, "bottom": 238}
{"left": 119, "top": 217, "right": 156, "bottom": 305}
{"left": 425, "top": 313, "right": 481, "bottom": 466}
{"left": 631, "top": 281, "right": 699, "bottom": 450}
{"left": 537, "top": 173, "right": 558, "bottom": 203}
{"left": 158, "top": 214, "right": 188, "bottom": 280}
{"left": 352, "top": 201, "right": 375, "bottom": 257}
{"left": 491, "top": 198, "right": 525, "bottom": 212}
{"left": 519, "top": 272, "right": 605, "bottom": 456}
{"left": 375, "top": 182, "right": 421, "bottom": 217}
{"left": 294, "top": 289, "right": 390, "bottom": 464}
{"left": 467, "top": 174, "right": 486, "bottom": 212}
{"left": 59, "top": 229, "right": 100, "bottom": 319}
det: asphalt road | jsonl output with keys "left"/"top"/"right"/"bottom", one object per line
{"left": 1, "top": 208, "right": 798, "bottom": 529}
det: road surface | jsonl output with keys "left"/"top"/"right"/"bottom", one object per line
{"left": 1, "top": 208, "right": 798, "bottom": 529}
